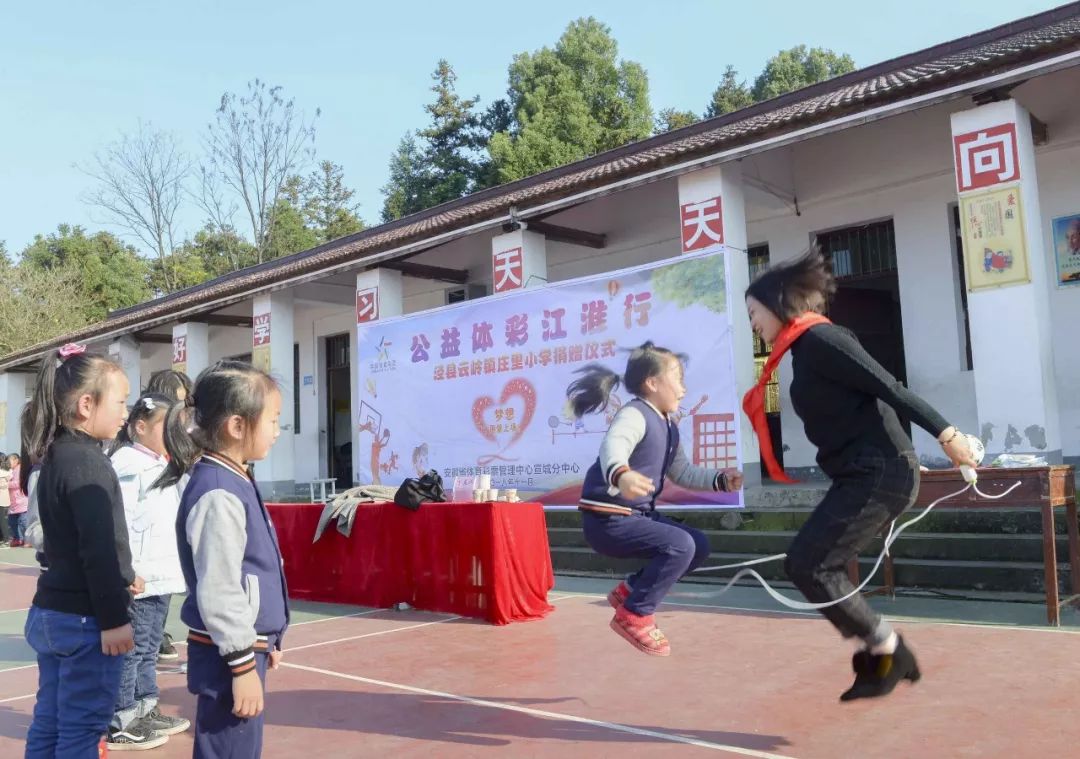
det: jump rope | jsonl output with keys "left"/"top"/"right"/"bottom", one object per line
{"left": 677, "top": 436, "right": 1024, "bottom": 611}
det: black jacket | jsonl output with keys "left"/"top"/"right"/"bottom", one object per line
{"left": 790, "top": 324, "right": 950, "bottom": 476}
{"left": 33, "top": 428, "right": 134, "bottom": 629}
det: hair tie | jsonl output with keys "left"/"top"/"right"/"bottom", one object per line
{"left": 142, "top": 397, "right": 156, "bottom": 411}
{"left": 56, "top": 343, "right": 86, "bottom": 367}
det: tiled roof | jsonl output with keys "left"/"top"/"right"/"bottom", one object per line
{"left": 4, "top": 3, "right": 1080, "bottom": 368}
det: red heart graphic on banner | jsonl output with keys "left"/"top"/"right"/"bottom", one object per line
{"left": 471, "top": 378, "right": 537, "bottom": 447}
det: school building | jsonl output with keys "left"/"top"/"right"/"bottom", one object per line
{"left": 3, "top": 4, "right": 1080, "bottom": 500}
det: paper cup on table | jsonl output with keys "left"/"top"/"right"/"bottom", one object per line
{"left": 504, "top": 489, "right": 517, "bottom": 502}
{"left": 473, "top": 489, "right": 484, "bottom": 502}
{"left": 488, "top": 489, "right": 499, "bottom": 501}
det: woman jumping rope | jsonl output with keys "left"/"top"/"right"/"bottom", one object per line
{"left": 744, "top": 248, "right": 977, "bottom": 701}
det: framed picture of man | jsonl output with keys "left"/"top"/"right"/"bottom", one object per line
{"left": 1053, "top": 213, "right": 1080, "bottom": 286}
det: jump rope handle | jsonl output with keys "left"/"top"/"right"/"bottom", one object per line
{"left": 958, "top": 433, "right": 984, "bottom": 484}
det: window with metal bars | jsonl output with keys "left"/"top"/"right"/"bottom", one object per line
{"left": 815, "top": 220, "right": 897, "bottom": 280}
{"left": 326, "top": 334, "right": 350, "bottom": 370}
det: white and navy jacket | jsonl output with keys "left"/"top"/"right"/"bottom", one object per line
{"left": 579, "top": 398, "right": 729, "bottom": 516}
{"left": 176, "top": 453, "right": 290, "bottom": 677}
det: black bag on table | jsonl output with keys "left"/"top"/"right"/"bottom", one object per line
{"left": 393, "top": 470, "right": 447, "bottom": 510}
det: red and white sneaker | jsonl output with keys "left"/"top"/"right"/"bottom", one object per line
{"left": 610, "top": 606, "right": 670, "bottom": 656}
{"left": 606, "top": 581, "right": 631, "bottom": 609}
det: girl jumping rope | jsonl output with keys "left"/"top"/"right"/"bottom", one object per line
{"left": 571, "top": 341, "right": 743, "bottom": 656}
{"left": 157, "top": 360, "right": 289, "bottom": 758}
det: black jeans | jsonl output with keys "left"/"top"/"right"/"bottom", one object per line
{"left": 785, "top": 448, "right": 919, "bottom": 641}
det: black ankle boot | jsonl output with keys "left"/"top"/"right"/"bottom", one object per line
{"left": 840, "top": 635, "right": 921, "bottom": 702}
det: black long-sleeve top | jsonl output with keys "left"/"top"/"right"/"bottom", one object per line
{"left": 33, "top": 428, "right": 134, "bottom": 630}
{"left": 789, "top": 324, "right": 950, "bottom": 476}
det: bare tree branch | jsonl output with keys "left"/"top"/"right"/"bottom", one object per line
{"left": 78, "top": 123, "right": 190, "bottom": 291}
{"left": 193, "top": 165, "right": 247, "bottom": 271}
{"left": 204, "top": 80, "right": 318, "bottom": 264}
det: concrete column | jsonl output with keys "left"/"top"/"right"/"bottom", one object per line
{"left": 678, "top": 163, "right": 760, "bottom": 482}
{"left": 951, "top": 99, "right": 1060, "bottom": 459}
{"left": 0, "top": 372, "right": 28, "bottom": 454}
{"left": 171, "top": 322, "right": 209, "bottom": 379}
{"left": 252, "top": 291, "right": 295, "bottom": 496}
{"left": 491, "top": 228, "right": 547, "bottom": 293}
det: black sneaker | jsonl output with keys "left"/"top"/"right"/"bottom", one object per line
{"left": 142, "top": 707, "right": 190, "bottom": 736}
{"left": 107, "top": 719, "right": 168, "bottom": 751}
{"left": 157, "top": 632, "right": 179, "bottom": 661}
{"left": 840, "top": 635, "right": 921, "bottom": 702}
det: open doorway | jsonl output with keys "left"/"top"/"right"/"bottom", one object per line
{"left": 815, "top": 219, "right": 910, "bottom": 434}
{"left": 324, "top": 333, "right": 352, "bottom": 488}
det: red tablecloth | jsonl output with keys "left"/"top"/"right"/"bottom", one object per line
{"left": 265, "top": 501, "right": 555, "bottom": 625}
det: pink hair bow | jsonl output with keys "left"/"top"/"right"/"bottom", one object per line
{"left": 58, "top": 343, "right": 87, "bottom": 360}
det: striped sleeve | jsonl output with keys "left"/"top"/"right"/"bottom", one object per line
{"left": 599, "top": 406, "right": 647, "bottom": 495}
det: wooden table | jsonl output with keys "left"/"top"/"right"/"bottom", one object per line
{"left": 849, "top": 465, "right": 1078, "bottom": 625}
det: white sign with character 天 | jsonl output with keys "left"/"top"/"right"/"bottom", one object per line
{"left": 356, "top": 250, "right": 743, "bottom": 507}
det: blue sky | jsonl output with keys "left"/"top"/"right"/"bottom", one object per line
{"left": 0, "top": 0, "right": 1067, "bottom": 255}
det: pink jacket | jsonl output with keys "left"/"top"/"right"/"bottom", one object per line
{"left": 8, "top": 464, "right": 28, "bottom": 515}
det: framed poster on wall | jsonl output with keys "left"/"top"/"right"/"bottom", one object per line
{"left": 959, "top": 183, "right": 1030, "bottom": 291}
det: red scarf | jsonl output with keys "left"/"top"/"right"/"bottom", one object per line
{"left": 741, "top": 312, "right": 831, "bottom": 483}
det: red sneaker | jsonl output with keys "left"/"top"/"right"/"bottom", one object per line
{"left": 610, "top": 606, "right": 670, "bottom": 656}
{"left": 606, "top": 581, "right": 631, "bottom": 609}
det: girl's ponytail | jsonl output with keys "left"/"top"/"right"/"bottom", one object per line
{"left": 19, "top": 352, "right": 61, "bottom": 490}
{"left": 109, "top": 393, "right": 172, "bottom": 456}
{"left": 154, "top": 401, "right": 200, "bottom": 489}
{"left": 567, "top": 364, "right": 622, "bottom": 418}
{"left": 565, "top": 341, "right": 687, "bottom": 421}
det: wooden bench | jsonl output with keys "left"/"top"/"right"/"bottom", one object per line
{"left": 848, "top": 465, "right": 1078, "bottom": 626}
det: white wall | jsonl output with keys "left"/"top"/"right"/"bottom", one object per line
{"left": 207, "top": 326, "right": 254, "bottom": 362}
{"left": 139, "top": 342, "right": 172, "bottom": 389}
{"left": 1037, "top": 140, "right": 1080, "bottom": 457}
{"left": 291, "top": 303, "right": 356, "bottom": 485}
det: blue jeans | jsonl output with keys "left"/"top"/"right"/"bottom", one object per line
{"left": 582, "top": 510, "right": 710, "bottom": 615}
{"left": 8, "top": 511, "right": 27, "bottom": 542}
{"left": 113, "top": 594, "right": 170, "bottom": 730}
{"left": 24, "top": 606, "right": 125, "bottom": 759}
